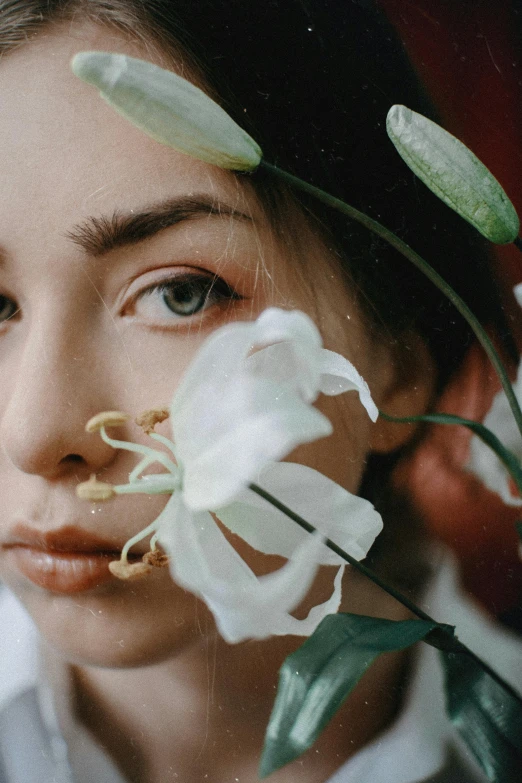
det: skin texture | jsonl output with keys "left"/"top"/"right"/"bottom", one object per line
{"left": 0, "top": 22, "right": 435, "bottom": 783}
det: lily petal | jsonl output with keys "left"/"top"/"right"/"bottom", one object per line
{"left": 468, "top": 360, "right": 522, "bottom": 506}
{"left": 171, "top": 308, "right": 323, "bottom": 418}
{"left": 217, "top": 462, "right": 383, "bottom": 563}
{"left": 319, "top": 349, "right": 378, "bottom": 421}
{"left": 180, "top": 377, "right": 332, "bottom": 510}
{"left": 158, "top": 495, "right": 344, "bottom": 642}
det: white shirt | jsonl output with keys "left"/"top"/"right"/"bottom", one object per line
{"left": 0, "top": 551, "right": 520, "bottom": 782}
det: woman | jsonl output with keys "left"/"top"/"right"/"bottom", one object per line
{"left": 0, "top": 1, "right": 519, "bottom": 781}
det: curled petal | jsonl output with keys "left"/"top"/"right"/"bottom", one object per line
{"left": 248, "top": 344, "right": 378, "bottom": 419}
{"left": 318, "top": 349, "right": 378, "bottom": 422}
{"left": 217, "top": 462, "right": 383, "bottom": 564}
{"left": 158, "top": 496, "right": 343, "bottom": 643}
{"left": 468, "top": 360, "right": 522, "bottom": 506}
{"left": 179, "top": 377, "right": 332, "bottom": 510}
{"left": 253, "top": 308, "right": 322, "bottom": 349}
{"left": 171, "top": 309, "right": 323, "bottom": 419}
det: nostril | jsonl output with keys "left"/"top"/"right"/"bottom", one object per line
{"left": 61, "top": 454, "right": 84, "bottom": 464}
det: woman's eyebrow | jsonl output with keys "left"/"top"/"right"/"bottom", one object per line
{"left": 65, "top": 195, "right": 253, "bottom": 257}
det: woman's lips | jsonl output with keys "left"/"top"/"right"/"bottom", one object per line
{"left": 4, "top": 524, "right": 136, "bottom": 594}
{"left": 7, "top": 547, "right": 117, "bottom": 593}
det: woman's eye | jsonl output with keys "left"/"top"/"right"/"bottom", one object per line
{"left": 0, "top": 295, "right": 18, "bottom": 324}
{"left": 131, "top": 274, "right": 241, "bottom": 324}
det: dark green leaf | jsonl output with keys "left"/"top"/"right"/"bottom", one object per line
{"left": 259, "top": 614, "right": 437, "bottom": 777}
{"left": 516, "top": 521, "right": 522, "bottom": 544}
{"left": 441, "top": 651, "right": 522, "bottom": 781}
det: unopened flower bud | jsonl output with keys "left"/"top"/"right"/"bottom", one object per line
{"left": 109, "top": 560, "right": 153, "bottom": 580}
{"left": 143, "top": 549, "right": 169, "bottom": 568}
{"left": 72, "top": 53, "right": 262, "bottom": 171}
{"left": 77, "top": 474, "right": 115, "bottom": 501}
{"left": 136, "top": 407, "right": 170, "bottom": 434}
{"left": 86, "top": 411, "right": 129, "bottom": 433}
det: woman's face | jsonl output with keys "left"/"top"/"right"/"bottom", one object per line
{"left": 0, "top": 23, "right": 398, "bottom": 667}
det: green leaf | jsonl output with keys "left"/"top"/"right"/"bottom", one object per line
{"left": 71, "top": 52, "right": 262, "bottom": 171}
{"left": 441, "top": 651, "right": 522, "bottom": 781}
{"left": 386, "top": 105, "right": 519, "bottom": 244}
{"left": 259, "top": 613, "right": 437, "bottom": 777}
{"left": 516, "top": 521, "right": 522, "bottom": 543}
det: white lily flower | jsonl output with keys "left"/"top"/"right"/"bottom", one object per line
{"left": 79, "top": 308, "right": 382, "bottom": 642}
{"left": 467, "top": 284, "right": 522, "bottom": 506}
{"left": 158, "top": 462, "right": 382, "bottom": 642}
{"left": 173, "top": 307, "right": 378, "bottom": 511}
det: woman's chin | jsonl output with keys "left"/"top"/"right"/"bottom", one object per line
{"left": 5, "top": 569, "right": 215, "bottom": 669}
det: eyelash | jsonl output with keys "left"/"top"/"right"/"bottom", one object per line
{"left": 129, "top": 272, "right": 242, "bottom": 324}
{"left": 0, "top": 273, "right": 241, "bottom": 331}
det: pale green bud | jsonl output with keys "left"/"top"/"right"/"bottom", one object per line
{"left": 387, "top": 105, "right": 519, "bottom": 244}
{"left": 72, "top": 52, "right": 262, "bottom": 172}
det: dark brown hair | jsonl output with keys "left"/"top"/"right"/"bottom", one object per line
{"left": 0, "top": 0, "right": 513, "bottom": 588}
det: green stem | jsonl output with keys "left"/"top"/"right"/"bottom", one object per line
{"left": 379, "top": 409, "right": 522, "bottom": 499}
{"left": 249, "top": 482, "right": 522, "bottom": 702}
{"left": 250, "top": 482, "right": 431, "bottom": 619}
{"left": 260, "top": 160, "right": 522, "bottom": 439}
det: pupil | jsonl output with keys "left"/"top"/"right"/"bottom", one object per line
{"left": 162, "top": 280, "right": 209, "bottom": 316}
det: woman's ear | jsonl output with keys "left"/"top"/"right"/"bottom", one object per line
{"left": 369, "top": 332, "right": 437, "bottom": 454}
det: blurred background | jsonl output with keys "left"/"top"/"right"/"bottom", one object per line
{"left": 379, "top": 0, "right": 522, "bottom": 628}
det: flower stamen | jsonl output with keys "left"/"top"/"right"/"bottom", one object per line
{"left": 109, "top": 560, "right": 153, "bottom": 580}
{"left": 136, "top": 407, "right": 170, "bottom": 434}
{"left": 86, "top": 411, "right": 130, "bottom": 432}
{"left": 76, "top": 473, "right": 115, "bottom": 501}
{"left": 143, "top": 549, "right": 169, "bottom": 568}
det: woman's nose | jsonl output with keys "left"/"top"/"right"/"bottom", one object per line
{"left": 0, "top": 319, "right": 118, "bottom": 479}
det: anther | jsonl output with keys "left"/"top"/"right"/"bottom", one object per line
{"left": 143, "top": 549, "right": 169, "bottom": 568}
{"left": 108, "top": 560, "right": 153, "bottom": 580}
{"left": 77, "top": 473, "right": 115, "bottom": 501}
{"left": 135, "top": 407, "right": 170, "bottom": 435}
{"left": 86, "top": 411, "right": 130, "bottom": 433}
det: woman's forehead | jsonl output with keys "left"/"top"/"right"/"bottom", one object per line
{"left": 0, "top": 25, "right": 267, "bottom": 247}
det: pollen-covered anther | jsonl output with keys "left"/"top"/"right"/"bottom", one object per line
{"left": 135, "top": 407, "right": 170, "bottom": 434}
{"left": 142, "top": 549, "right": 169, "bottom": 568}
{"left": 108, "top": 560, "right": 153, "bottom": 580}
{"left": 86, "top": 411, "right": 130, "bottom": 433}
{"left": 76, "top": 474, "right": 115, "bottom": 501}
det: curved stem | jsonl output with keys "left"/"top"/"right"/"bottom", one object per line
{"left": 379, "top": 409, "right": 522, "bottom": 498}
{"left": 249, "top": 482, "right": 522, "bottom": 701}
{"left": 261, "top": 160, "right": 522, "bottom": 439}
{"left": 249, "top": 483, "right": 433, "bottom": 622}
